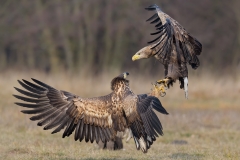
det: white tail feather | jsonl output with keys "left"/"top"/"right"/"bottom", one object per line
{"left": 133, "top": 136, "right": 140, "bottom": 150}
{"left": 139, "top": 137, "right": 147, "bottom": 153}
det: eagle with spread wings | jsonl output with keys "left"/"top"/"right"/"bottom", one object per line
{"left": 13, "top": 72, "right": 168, "bottom": 153}
{"left": 132, "top": 4, "right": 202, "bottom": 98}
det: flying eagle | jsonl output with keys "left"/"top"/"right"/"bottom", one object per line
{"left": 13, "top": 72, "right": 168, "bottom": 153}
{"left": 132, "top": 4, "right": 202, "bottom": 98}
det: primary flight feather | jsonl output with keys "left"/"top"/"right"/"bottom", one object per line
{"left": 13, "top": 72, "right": 168, "bottom": 153}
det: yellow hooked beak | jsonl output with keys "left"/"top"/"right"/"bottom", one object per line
{"left": 132, "top": 55, "right": 140, "bottom": 61}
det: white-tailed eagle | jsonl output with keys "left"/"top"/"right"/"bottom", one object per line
{"left": 132, "top": 4, "right": 202, "bottom": 98}
{"left": 13, "top": 72, "right": 168, "bottom": 153}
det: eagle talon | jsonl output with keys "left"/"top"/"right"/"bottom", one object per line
{"left": 160, "top": 91, "right": 166, "bottom": 97}
{"left": 152, "top": 83, "right": 167, "bottom": 97}
{"left": 157, "top": 78, "right": 171, "bottom": 86}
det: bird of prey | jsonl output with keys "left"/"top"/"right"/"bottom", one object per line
{"left": 132, "top": 4, "right": 202, "bottom": 98}
{"left": 13, "top": 72, "right": 168, "bottom": 153}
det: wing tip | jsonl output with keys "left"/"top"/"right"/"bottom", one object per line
{"left": 20, "top": 110, "right": 25, "bottom": 113}
{"left": 29, "top": 117, "right": 37, "bottom": 121}
{"left": 22, "top": 79, "right": 29, "bottom": 83}
{"left": 31, "top": 78, "right": 38, "bottom": 82}
{"left": 13, "top": 94, "right": 19, "bottom": 98}
{"left": 37, "top": 122, "right": 43, "bottom": 126}
{"left": 145, "top": 4, "right": 160, "bottom": 11}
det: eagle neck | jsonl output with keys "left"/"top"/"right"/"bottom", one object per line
{"left": 113, "top": 81, "right": 130, "bottom": 100}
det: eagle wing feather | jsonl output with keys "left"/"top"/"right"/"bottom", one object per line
{"left": 121, "top": 94, "right": 168, "bottom": 153}
{"left": 14, "top": 78, "right": 120, "bottom": 143}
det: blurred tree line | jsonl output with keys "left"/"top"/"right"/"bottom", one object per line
{"left": 0, "top": 0, "right": 239, "bottom": 74}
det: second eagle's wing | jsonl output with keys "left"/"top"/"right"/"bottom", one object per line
{"left": 13, "top": 79, "right": 121, "bottom": 144}
{"left": 122, "top": 94, "right": 168, "bottom": 153}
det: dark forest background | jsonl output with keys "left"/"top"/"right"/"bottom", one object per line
{"left": 0, "top": 0, "right": 239, "bottom": 74}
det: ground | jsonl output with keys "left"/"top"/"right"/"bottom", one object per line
{"left": 0, "top": 71, "right": 239, "bottom": 160}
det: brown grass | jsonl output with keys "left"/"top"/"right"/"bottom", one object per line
{"left": 0, "top": 70, "right": 240, "bottom": 159}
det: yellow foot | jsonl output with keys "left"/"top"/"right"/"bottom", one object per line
{"left": 156, "top": 78, "right": 172, "bottom": 88}
{"left": 152, "top": 83, "right": 167, "bottom": 97}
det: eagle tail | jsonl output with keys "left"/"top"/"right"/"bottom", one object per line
{"left": 133, "top": 135, "right": 149, "bottom": 153}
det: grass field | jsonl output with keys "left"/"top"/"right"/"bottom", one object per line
{"left": 0, "top": 71, "right": 240, "bottom": 160}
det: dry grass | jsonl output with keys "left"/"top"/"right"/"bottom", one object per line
{"left": 0, "top": 70, "right": 240, "bottom": 160}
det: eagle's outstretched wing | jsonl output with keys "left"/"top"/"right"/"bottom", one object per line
{"left": 14, "top": 78, "right": 117, "bottom": 144}
{"left": 145, "top": 4, "right": 202, "bottom": 69}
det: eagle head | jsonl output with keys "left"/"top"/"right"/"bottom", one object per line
{"left": 122, "top": 72, "right": 129, "bottom": 79}
{"left": 111, "top": 72, "right": 129, "bottom": 91}
{"left": 132, "top": 46, "right": 155, "bottom": 61}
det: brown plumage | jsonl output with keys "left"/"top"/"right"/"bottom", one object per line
{"left": 13, "top": 72, "right": 168, "bottom": 153}
{"left": 132, "top": 4, "right": 202, "bottom": 98}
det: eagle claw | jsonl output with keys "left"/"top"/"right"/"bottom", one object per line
{"left": 152, "top": 83, "right": 167, "bottom": 97}
{"left": 156, "top": 78, "right": 172, "bottom": 88}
